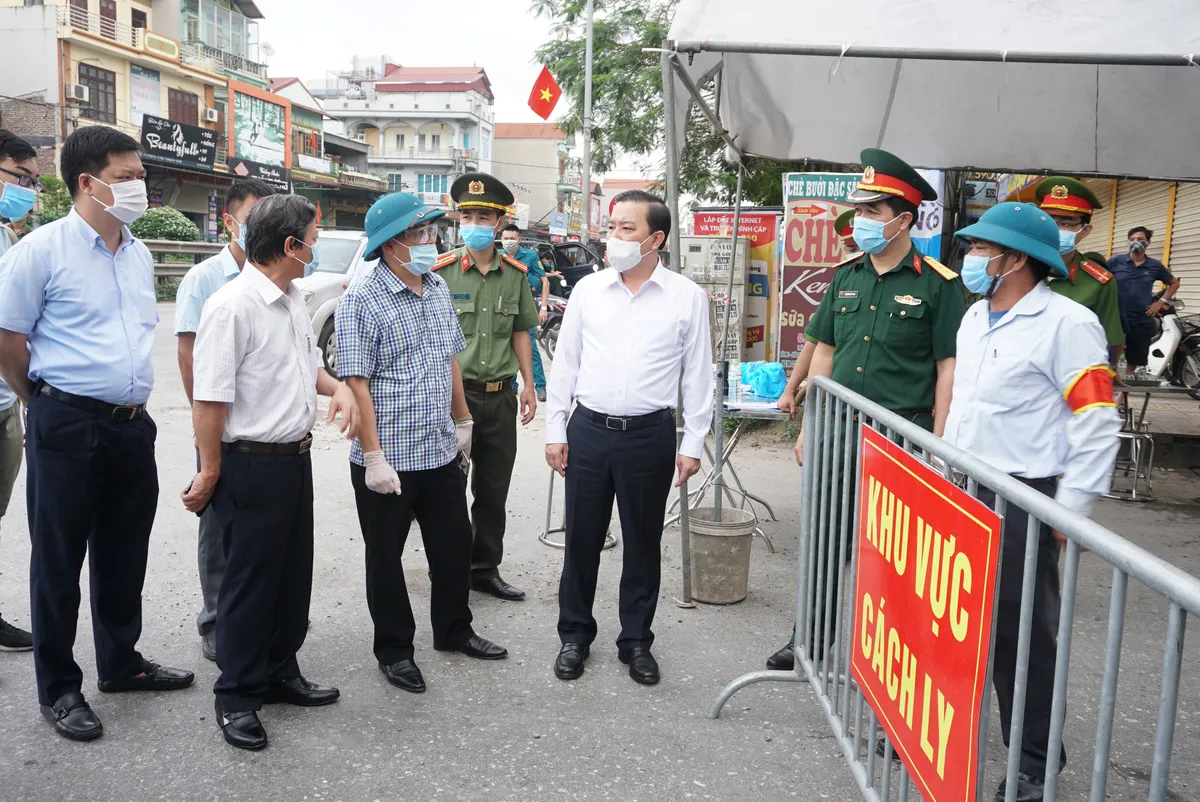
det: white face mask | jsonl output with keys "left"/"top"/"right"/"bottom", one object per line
{"left": 501, "top": 239, "right": 520, "bottom": 254}
{"left": 606, "top": 234, "right": 657, "bottom": 273}
{"left": 89, "top": 176, "right": 148, "bottom": 225}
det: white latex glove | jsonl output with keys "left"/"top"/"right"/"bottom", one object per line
{"left": 363, "top": 450, "right": 401, "bottom": 495}
{"left": 456, "top": 419, "right": 474, "bottom": 460}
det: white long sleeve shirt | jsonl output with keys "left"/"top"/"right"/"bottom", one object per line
{"left": 943, "top": 282, "right": 1120, "bottom": 517}
{"left": 546, "top": 263, "right": 714, "bottom": 458}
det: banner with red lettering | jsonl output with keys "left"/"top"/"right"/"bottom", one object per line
{"left": 851, "top": 427, "right": 1002, "bottom": 802}
{"left": 778, "top": 173, "right": 859, "bottom": 368}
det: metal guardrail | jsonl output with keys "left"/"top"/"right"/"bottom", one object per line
{"left": 143, "top": 239, "right": 225, "bottom": 278}
{"left": 709, "top": 376, "right": 1200, "bottom": 802}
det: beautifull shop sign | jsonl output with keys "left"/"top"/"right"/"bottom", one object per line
{"left": 140, "top": 115, "right": 217, "bottom": 172}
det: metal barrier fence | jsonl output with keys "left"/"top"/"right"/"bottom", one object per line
{"left": 709, "top": 376, "right": 1200, "bottom": 802}
{"left": 144, "top": 239, "right": 226, "bottom": 279}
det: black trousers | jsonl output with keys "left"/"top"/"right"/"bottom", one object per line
{"left": 25, "top": 393, "right": 157, "bottom": 705}
{"left": 211, "top": 449, "right": 313, "bottom": 712}
{"left": 350, "top": 460, "right": 474, "bottom": 664}
{"left": 465, "top": 386, "right": 518, "bottom": 581}
{"left": 557, "top": 411, "right": 675, "bottom": 650}
{"left": 979, "top": 480, "right": 1067, "bottom": 782}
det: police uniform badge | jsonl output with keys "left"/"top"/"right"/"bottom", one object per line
{"left": 468, "top": 180, "right": 485, "bottom": 195}
{"left": 862, "top": 166, "right": 876, "bottom": 184}
{"left": 1050, "top": 185, "right": 1070, "bottom": 200}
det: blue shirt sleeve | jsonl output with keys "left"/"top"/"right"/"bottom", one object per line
{"left": 174, "top": 269, "right": 206, "bottom": 334}
{"left": 0, "top": 239, "right": 49, "bottom": 335}
{"left": 333, "top": 288, "right": 377, "bottom": 380}
{"left": 1157, "top": 262, "right": 1175, "bottom": 285}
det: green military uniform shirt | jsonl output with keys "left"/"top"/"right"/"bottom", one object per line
{"left": 1047, "top": 251, "right": 1125, "bottom": 349}
{"left": 434, "top": 245, "right": 541, "bottom": 382}
{"left": 808, "top": 245, "right": 966, "bottom": 417}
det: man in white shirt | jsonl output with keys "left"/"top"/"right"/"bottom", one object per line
{"left": 175, "top": 177, "right": 274, "bottom": 663}
{"left": 944, "top": 202, "right": 1120, "bottom": 802}
{"left": 546, "top": 190, "right": 713, "bottom": 686}
{"left": 182, "top": 194, "right": 360, "bottom": 751}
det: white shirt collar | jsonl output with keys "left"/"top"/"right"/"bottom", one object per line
{"left": 988, "top": 280, "right": 1053, "bottom": 325}
{"left": 218, "top": 246, "right": 241, "bottom": 279}
{"left": 243, "top": 262, "right": 289, "bottom": 305}
{"left": 608, "top": 259, "right": 667, "bottom": 295}
{"left": 68, "top": 208, "right": 132, "bottom": 253}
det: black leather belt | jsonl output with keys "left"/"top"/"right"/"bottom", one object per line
{"left": 223, "top": 433, "right": 313, "bottom": 456}
{"left": 891, "top": 407, "right": 933, "bottom": 417}
{"left": 463, "top": 377, "right": 515, "bottom": 393}
{"left": 36, "top": 382, "right": 144, "bottom": 421}
{"left": 575, "top": 404, "right": 673, "bottom": 432}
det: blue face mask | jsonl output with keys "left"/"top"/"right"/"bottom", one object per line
{"left": 1057, "top": 228, "right": 1079, "bottom": 255}
{"left": 232, "top": 219, "right": 248, "bottom": 253}
{"left": 0, "top": 182, "right": 36, "bottom": 222}
{"left": 852, "top": 214, "right": 901, "bottom": 255}
{"left": 401, "top": 244, "right": 438, "bottom": 276}
{"left": 961, "top": 253, "right": 1009, "bottom": 297}
{"left": 460, "top": 224, "right": 497, "bottom": 251}
{"left": 292, "top": 239, "right": 319, "bottom": 277}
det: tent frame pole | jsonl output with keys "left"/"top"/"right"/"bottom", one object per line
{"left": 711, "top": 161, "right": 745, "bottom": 520}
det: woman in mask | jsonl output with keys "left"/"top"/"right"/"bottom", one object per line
{"left": 943, "top": 201, "right": 1120, "bottom": 802}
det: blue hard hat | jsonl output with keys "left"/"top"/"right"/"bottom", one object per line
{"left": 954, "top": 202, "right": 1068, "bottom": 278}
{"left": 364, "top": 192, "right": 445, "bottom": 261}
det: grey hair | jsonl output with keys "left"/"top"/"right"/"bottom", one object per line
{"left": 244, "top": 194, "right": 317, "bottom": 266}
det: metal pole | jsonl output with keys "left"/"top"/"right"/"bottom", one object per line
{"left": 580, "top": 0, "right": 595, "bottom": 246}
{"left": 661, "top": 50, "right": 693, "bottom": 607}
{"left": 711, "top": 162, "right": 744, "bottom": 519}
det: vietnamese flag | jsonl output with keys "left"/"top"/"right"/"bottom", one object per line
{"left": 528, "top": 65, "right": 563, "bottom": 120}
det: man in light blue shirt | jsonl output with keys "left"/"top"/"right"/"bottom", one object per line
{"left": 0, "top": 126, "right": 193, "bottom": 743}
{"left": 175, "top": 177, "right": 273, "bottom": 663}
{"left": 0, "top": 127, "right": 40, "bottom": 653}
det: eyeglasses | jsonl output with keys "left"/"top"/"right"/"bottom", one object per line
{"left": 399, "top": 225, "right": 436, "bottom": 245}
{"left": 1055, "top": 219, "right": 1086, "bottom": 232}
{"left": 0, "top": 166, "right": 43, "bottom": 192}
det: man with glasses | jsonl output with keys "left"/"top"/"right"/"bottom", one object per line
{"left": 338, "top": 193, "right": 508, "bottom": 696}
{"left": 0, "top": 128, "right": 40, "bottom": 653}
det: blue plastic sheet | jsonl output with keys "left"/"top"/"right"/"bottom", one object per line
{"left": 740, "top": 361, "right": 788, "bottom": 400}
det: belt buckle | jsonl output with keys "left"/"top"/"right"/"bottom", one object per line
{"left": 112, "top": 405, "right": 138, "bottom": 421}
{"left": 299, "top": 435, "right": 313, "bottom": 454}
{"left": 485, "top": 381, "right": 502, "bottom": 392}
{"left": 605, "top": 416, "right": 628, "bottom": 431}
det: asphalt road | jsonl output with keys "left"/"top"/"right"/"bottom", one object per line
{"left": 0, "top": 303, "right": 1197, "bottom": 801}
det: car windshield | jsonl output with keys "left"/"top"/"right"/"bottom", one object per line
{"left": 314, "top": 235, "right": 363, "bottom": 274}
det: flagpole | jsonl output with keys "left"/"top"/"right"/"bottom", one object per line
{"left": 580, "top": 0, "right": 594, "bottom": 245}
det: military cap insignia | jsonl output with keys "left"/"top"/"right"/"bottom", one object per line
{"left": 468, "top": 180, "right": 485, "bottom": 195}
{"left": 862, "top": 166, "right": 876, "bottom": 184}
{"left": 1051, "top": 185, "right": 1070, "bottom": 199}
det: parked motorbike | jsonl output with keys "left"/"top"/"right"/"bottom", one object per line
{"left": 538, "top": 294, "right": 567, "bottom": 360}
{"left": 1125, "top": 295, "right": 1200, "bottom": 399}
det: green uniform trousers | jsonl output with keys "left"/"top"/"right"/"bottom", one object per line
{"left": 465, "top": 386, "right": 518, "bottom": 580}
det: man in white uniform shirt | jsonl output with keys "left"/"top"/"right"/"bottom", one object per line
{"left": 546, "top": 190, "right": 714, "bottom": 686}
{"left": 183, "top": 194, "right": 360, "bottom": 751}
{"left": 944, "top": 202, "right": 1120, "bottom": 802}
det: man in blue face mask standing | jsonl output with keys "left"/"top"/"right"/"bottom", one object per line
{"left": 432, "top": 173, "right": 540, "bottom": 602}
{"left": 336, "top": 193, "right": 509, "bottom": 694}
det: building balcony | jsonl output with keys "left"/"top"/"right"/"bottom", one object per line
{"left": 57, "top": 6, "right": 185, "bottom": 67}
{"left": 366, "top": 147, "right": 479, "bottom": 167}
{"left": 180, "top": 41, "right": 268, "bottom": 82}
{"left": 337, "top": 170, "right": 388, "bottom": 193}
{"left": 325, "top": 97, "right": 494, "bottom": 123}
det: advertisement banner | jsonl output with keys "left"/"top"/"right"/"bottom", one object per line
{"left": 207, "top": 191, "right": 219, "bottom": 241}
{"left": 130, "top": 65, "right": 160, "bottom": 127}
{"left": 229, "top": 157, "right": 291, "bottom": 193}
{"left": 851, "top": 427, "right": 1002, "bottom": 802}
{"left": 297, "top": 153, "right": 333, "bottom": 175}
{"left": 779, "top": 172, "right": 858, "bottom": 367}
{"left": 231, "top": 82, "right": 290, "bottom": 168}
{"left": 912, "top": 169, "right": 945, "bottom": 260}
{"left": 140, "top": 115, "right": 217, "bottom": 172}
{"left": 693, "top": 210, "right": 780, "bottom": 361}
{"left": 549, "top": 211, "right": 569, "bottom": 236}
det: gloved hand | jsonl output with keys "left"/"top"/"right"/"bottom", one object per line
{"left": 363, "top": 450, "right": 401, "bottom": 495}
{"left": 456, "top": 419, "right": 474, "bottom": 460}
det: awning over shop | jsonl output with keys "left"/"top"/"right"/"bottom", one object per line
{"left": 666, "top": 0, "right": 1200, "bottom": 179}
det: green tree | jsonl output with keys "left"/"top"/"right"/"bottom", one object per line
{"left": 129, "top": 206, "right": 200, "bottom": 242}
{"left": 34, "top": 175, "right": 72, "bottom": 225}
{"left": 532, "top": 0, "right": 803, "bottom": 206}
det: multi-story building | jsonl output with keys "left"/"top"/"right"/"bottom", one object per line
{"left": 154, "top": 0, "right": 267, "bottom": 89}
{"left": 492, "top": 122, "right": 570, "bottom": 234}
{"left": 312, "top": 56, "right": 494, "bottom": 209}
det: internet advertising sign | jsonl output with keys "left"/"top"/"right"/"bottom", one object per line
{"left": 851, "top": 427, "right": 1002, "bottom": 802}
{"left": 230, "top": 80, "right": 290, "bottom": 168}
{"left": 693, "top": 210, "right": 780, "bottom": 361}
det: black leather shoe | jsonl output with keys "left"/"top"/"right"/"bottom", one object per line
{"left": 617, "top": 647, "right": 660, "bottom": 685}
{"left": 97, "top": 658, "right": 194, "bottom": 693}
{"left": 215, "top": 697, "right": 267, "bottom": 751}
{"left": 470, "top": 575, "right": 526, "bottom": 601}
{"left": 380, "top": 660, "right": 426, "bottom": 693}
{"left": 765, "top": 642, "right": 795, "bottom": 671}
{"left": 41, "top": 692, "right": 103, "bottom": 741}
{"left": 875, "top": 738, "right": 904, "bottom": 762}
{"left": 436, "top": 634, "right": 508, "bottom": 660}
{"left": 264, "top": 676, "right": 340, "bottom": 707}
{"left": 995, "top": 772, "right": 1045, "bottom": 802}
{"left": 553, "top": 643, "right": 589, "bottom": 680}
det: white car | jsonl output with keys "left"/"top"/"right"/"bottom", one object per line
{"left": 295, "top": 229, "right": 372, "bottom": 373}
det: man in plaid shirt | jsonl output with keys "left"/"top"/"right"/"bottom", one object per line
{"left": 336, "top": 193, "right": 509, "bottom": 695}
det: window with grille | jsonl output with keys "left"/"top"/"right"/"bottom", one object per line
{"left": 168, "top": 88, "right": 199, "bottom": 127}
{"left": 99, "top": 0, "right": 117, "bottom": 39}
{"left": 131, "top": 9, "right": 147, "bottom": 29}
{"left": 78, "top": 64, "right": 117, "bottom": 124}
{"left": 388, "top": 173, "right": 403, "bottom": 192}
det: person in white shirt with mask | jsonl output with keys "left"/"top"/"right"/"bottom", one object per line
{"left": 546, "top": 190, "right": 713, "bottom": 686}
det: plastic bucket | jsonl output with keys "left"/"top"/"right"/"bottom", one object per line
{"left": 687, "top": 507, "right": 757, "bottom": 604}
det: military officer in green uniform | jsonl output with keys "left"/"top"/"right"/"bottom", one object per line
{"left": 764, "top": 149, "right": 966, "bottom": 672}
{"left": 1035, "top": 177, "right": 1125, "bottom": 364}
{"left": 434, "top": 173, "right": 540, "bottom": 601}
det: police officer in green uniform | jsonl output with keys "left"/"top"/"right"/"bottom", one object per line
{"left": 1035, "top": 177, "right": 1125, "bottom": 364}
{"left": 764, "top": 149, "right": 966, "bottom": 671}
{"left": 434, "top": 173, "right": 540, "bottom": 601}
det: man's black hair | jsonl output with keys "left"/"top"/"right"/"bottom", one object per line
{"left": 1129, "top": 226, "right": 1153, "bottom": 241}
{"left": 244, "top": 194, "right": 317, "bottom": 266}
{"left": 882, "top": 197, "right": 920, "bottom": 231}
{"left": 226, "top": 178, "right": 275, "bottom": 217}
{"left": 501, "top": 223, "right": 521, "bottom": 235}
{"left": 611, "top": 189, "right": 671, "bottom": 246}
{"left": 0, "top": 129, "right": 36, "bottom": 165}
{"left": 61, "top": 125, "right": 140, "bottom": 196}
{"left": 1029, "top": 259, "right": 1054, "bottom": 283}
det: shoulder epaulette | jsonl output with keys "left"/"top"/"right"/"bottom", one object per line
{"left": 832, "top": 252, "right": 861, "bottom": 270}
{"left": 1079, "top": 260, "right": 1112, "bottom": 284}
{"left": 432, "top": 252, "right": 458, "bottom": 271}
{"left": 922, "top": 255, "right": 959, "bottom": 281}
{"left": 501, "top": 253, "right": 528, "bottom": 273}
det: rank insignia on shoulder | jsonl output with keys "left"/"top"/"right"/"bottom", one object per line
{"left": 838, "top": 290, "right": 859, "bottom": 299}
{"left": 894, "top": 294, "right": 923, "bottom": 306}
{"left": 432, "top": 253, "right": 457, "bottom": 271}
{"left": 922, "top": 255, "right": 959, "bottom": 281}
{"left": 501, "top": 253, "right": 528, "bottom": 273}
{"left": 1079, "top": 260, "right": 1113, "bottom": 284}
{"left": 833, "top": 252, "right": 861, "bottom": 269}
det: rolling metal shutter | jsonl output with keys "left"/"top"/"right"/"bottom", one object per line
{"left": 1109, "top": 180, "right": 1173, "bottom": 264}
{"left": 1078, "top": 178, "right": 1115, "bottom": 257}
{"left": 1167, "top": 183, "right": 1200, "bottom": 310}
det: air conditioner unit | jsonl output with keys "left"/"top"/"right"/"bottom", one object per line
{"left": 203, "top": 107, "right": 220, "bottom": 123}
{"left": 64, "top": 84, "right": 90, "bottom": 104}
